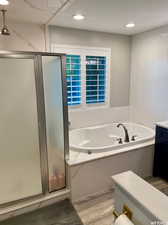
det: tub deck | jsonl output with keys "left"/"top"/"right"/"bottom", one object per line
{"left": 68, "top": 139, "right": 154, "bottom": 166}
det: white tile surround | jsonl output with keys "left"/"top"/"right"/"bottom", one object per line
{"left": 112, "top": 171, "right": 168, "bottom": 224}
{"left": 69, "top": 106, "right": 130, "bottom": 129}
{"left": 68, "top": 140, "right": 154, "bottom": 166}
{"left": 68, "top": 143, "right": 154, "bottom": 202}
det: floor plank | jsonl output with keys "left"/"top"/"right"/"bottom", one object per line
{"left": 0, "top": 199, "right": 84, "bottom": 225}
{"left": 146, "top": 176, "right": 168, "bottom": 195}
{"left": 74, "top": 191, "right": 115, "bottom": 225}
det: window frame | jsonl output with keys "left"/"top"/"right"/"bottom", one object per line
{"left": 51, "top": 44, "right": 111, "bottom": 111}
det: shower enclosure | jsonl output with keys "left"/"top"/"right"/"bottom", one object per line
{"left": 0, "top": 51, "right": 69, "bottom": 206}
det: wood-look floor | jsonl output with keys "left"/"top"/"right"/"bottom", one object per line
{"left": 146, "top": 176, "right": 168, "bottom": 195}
{"left": 74, "top": 191, "right": 115, "bottom": 225}
{"left": 0, "top": 199, "right": 83, "bottom": 225}
{"left": 74, "top": 177, "right": 168, "bottom": 225}
{"left": 1, "top": 177, "right": 168, "bottom": 225}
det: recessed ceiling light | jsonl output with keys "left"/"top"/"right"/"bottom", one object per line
{"left": 0, "top": 0, "right": 9, "bottom": 5}
{"left": 73, "top": 14, "right": 85, "bottom": 20}
{"left": 125, "top": 23, "right": 135, "bottom": 28}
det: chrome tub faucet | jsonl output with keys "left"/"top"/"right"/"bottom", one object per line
{"left": 117, "top": 123, "right": 130, "bottom": 142}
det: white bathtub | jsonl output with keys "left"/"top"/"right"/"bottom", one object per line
{"left": 70, "top": 123, "right": 155, "bottom": 153}
{"left": 68, "top": 123, "right": 155, "bottom": 202}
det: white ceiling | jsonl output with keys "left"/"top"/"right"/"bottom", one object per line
{"left": 4, "top": 0, "right": 70, "bottom": 24}
{"left": 4, "top": 0, "right": 168, "bottom": 35}
{"left": 51, "top": 0, "right": 168, "bottom": 35}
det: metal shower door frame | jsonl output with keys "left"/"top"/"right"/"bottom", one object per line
{"left": 0, "top": 51, "right": 69, "bottom": 208}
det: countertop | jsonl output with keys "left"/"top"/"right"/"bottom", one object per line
{"left": 112, "top": 171, "right": 168, "bottom": 222}
{"left": 156, "top": 120, "right": 168, "bottom": 129}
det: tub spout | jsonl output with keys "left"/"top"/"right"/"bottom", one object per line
{"left": 117, "top": 123, "right": 130, "bottom": 142}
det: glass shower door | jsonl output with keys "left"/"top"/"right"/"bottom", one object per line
{"left": 42, "top": 55, "right": 67, "bottom": 192}
{"left": 0, "top": 57, "right": 43, "bottom": 204}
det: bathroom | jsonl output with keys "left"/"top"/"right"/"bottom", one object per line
{"left": 0, "top": 0, "right": 168, "bottom": 225}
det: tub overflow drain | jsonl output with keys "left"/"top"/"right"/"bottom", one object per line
{"left": 88, "top": 150, "right": 92, "bottom": 155}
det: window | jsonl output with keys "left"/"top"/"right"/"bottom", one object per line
{"left": 86, "top": 56, "right": 106, "bottom": 104}
{"left": 66, "top": 55, "right": 81, "bottom": 106}
{"left": 51, "top": 45, "right": 111, "bottom": 109}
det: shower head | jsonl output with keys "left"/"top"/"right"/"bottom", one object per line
{"left": 1, "top": 9, "right": 10, "bottom": 35}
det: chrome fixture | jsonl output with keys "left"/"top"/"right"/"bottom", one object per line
{"left": 117, "top": 138, "right": 123, "bottom": 144}
{"left": 87, "top": 150, "right": 92, "bottom": 155}
{"left": 1, "top": 9, "right": 10, "bottom": 35}
{"left": 117, "top": 123, "right": 130, "bottom": 142}
{"left": 131, "top": 135, "right": 137, "bottom": 141}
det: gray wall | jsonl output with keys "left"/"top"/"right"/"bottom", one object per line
{"left": 49, "top": 26, "right": 131, "bottom": 107}
{"left": 130, "top": 25, "right": 168, "bottom": 127}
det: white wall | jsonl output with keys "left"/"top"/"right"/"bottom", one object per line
{"left": 130, "top": 25, "right": 168, "bottom": 128}
{"left": 0, "top": 21, "right": 45, "bottom": 52}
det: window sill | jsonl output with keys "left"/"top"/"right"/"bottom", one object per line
{"left": 68, "top": 103, "right": 110, "bottom": 112}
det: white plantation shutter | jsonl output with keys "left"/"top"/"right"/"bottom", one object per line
{"left": 66, "top": 55, "right": 81, "bottom": 105}
{"left": 51, "top": 44, "right": 110, "bottom": 108}
{"left": 86, "top": 56, "right": 106, "bottom": 104}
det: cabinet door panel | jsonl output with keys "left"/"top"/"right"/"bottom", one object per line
{"left": 153, "top": 126, "right": 168, "bottom": 179}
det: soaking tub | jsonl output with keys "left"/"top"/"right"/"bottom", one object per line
{"left": 69, "top": 123, "right": 155, "bottom": 153}
{"left": 68, "top": 123, "right": 155, "bottom": 202}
